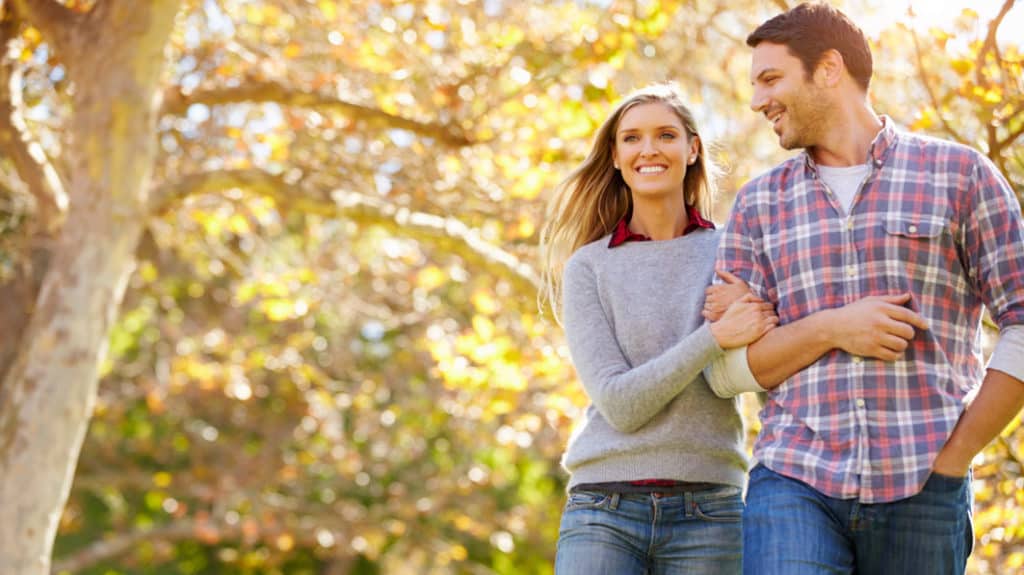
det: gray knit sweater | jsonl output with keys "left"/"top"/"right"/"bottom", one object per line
{"left": 560, "top": 227, "right": 748, "bottom": 489}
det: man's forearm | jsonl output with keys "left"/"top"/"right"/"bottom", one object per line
{"left": 748, "top": 309, "right": 837, "bottom": 388}
{"left": 933, "top": 369, "right": 1024, "bottom": 476}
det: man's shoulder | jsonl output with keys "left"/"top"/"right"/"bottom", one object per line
{"left": 893, "top": 129, "right": 985, "bottom": 163}
{"left": 738, "top": 154, "right": 807, "bottom": 198}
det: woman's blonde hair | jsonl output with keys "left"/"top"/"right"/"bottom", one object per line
{"left": 538, "top": 83, "right": 719, "bottom": 321}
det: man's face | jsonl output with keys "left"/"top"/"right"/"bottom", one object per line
{"left": 749, "top": 42, "right": 830, "bottom": 150}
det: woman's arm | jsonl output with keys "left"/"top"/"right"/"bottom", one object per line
{"left": 563, "top": 259, "right": 774, "bottom": 433}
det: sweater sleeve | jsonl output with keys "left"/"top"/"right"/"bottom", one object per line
{"left": 562, "top": 255, "right": 724, "bottom": 433}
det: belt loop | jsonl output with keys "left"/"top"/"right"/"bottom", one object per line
{"left": 609, "top": 492, "right": 621, "bottom": 510}
{"left": 684, "top": 491, "right": 695, "bottom": 518}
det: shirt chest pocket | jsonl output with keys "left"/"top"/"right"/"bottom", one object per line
{"left": 878, "top": 216, "right": 958, "bottom": 278}
{"left": 883, "top": 217, "right": 945, "bottom": 239}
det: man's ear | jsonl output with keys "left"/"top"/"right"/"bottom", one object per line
{"left": 815, "top": 49, "right": 844, "bottom": 88}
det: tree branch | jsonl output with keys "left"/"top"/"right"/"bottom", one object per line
{"left": 910, "top": 26, "right": 969, "bottom": 145}
{"left": 51, "top": 520, "right": 199, "bottom": 573}
{"left": 6, "top": 0, "right": 79, "bottom": 56}
{"left": 974, "top": 0, "right": 1015, "bottom": 89}
{"left": 1002, "top": 122, "right": 1024, "bottom": 154}
{"left": 0, "top": 16, "right": 67, "bottom": 231}
{"left": 149, "top": 169, "right": 540, "bottom": 290}
{"left": 161, "top": 81, "right": 473, "bottom": 147}
{"left": 332, "top": 187, "right": 542, "bottom": 290}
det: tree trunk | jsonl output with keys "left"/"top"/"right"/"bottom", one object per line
{"left": 0, "top": 217, "right": 143, "bottom": 573}
{"left": 0, "top": 2, "right": 181, "bottom": 572}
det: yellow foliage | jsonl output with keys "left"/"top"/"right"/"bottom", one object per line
{"left": 472, "top": 315, "right": 496, "bottom": 340}
{"left": 515, "top": 215, "right": 536, "bottom": 239}
{"left": 139, "top": 261, "right": 159, "bottom": 283}
{"left": 930, "top": 28, "right": 951, "bottom": 48}
{"left": 983, "top": 88, "right": 1002, "bottom": 104}
{"left": 493, "top": 361, "right": 527, "bottom": 391}
{"left": 416, "top": 266, "right": 447, "bottom": 291}
{"left": 959, "top": 8, "right": 979, "bottom": 21}
{"left": 951, "top": 58, "right": 973, "bottom": 76}
{"left": 275, "top": 533, "right": 295, "bottom": 552}
{"left": 494, "top": 26, "right": 525, "bottom": 48}
{"left": 245, "top": 5, "right": 267, "bottom": 26}
{"left": 450, "top": 544, "right": 468, "bottom": 561}
{"left": 512, "top": 167, "right": 548, "bottom": 199}
{"left": 261, "top": 298, "right": 296, "bottom": 321}
{"left": 195, "top": 210, "right": 224, "bottom": 236}
{"left": 910, "top": 107, "right": 937, "bottom": 131}
{"left": 317, "top": 0, "right": 337, "bottom": 20}
{"left": 22, "top": 27, "right": 41, "bottom": 45}
{"left": 145, "top": 389, "right": 166, "bottom": 414}
{"left": 453, "top": 514, "right": 474, "bottom": 532}
{"left": 554, "top": 104, "right": 596, "bottom": 141}
{"left": 472, "top": 289, "right": 499, "bottom": 315}
{"left": 283, "top": 43, "right": 303, "bottom": 59}
{"left": 227, "top": 214, "right": 251, "bottom": 235}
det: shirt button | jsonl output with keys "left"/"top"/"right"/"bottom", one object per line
{"left": 856, "top": 398, "right": 866, "bottom": 408}
{"left": 907, "top": 224, "right": 918, "bottom": 234}
{"left": 846, "top": 220, "right": 854, "bottom": 230}
{"left": 852, "top": 356, "right": 862, "bottom": 363}
{"left": 846, "top": 265, "right": 857, "bottom": 277}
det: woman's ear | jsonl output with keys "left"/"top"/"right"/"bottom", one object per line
{"left": 688, "top": 136, "right": 701, "bottom": 165}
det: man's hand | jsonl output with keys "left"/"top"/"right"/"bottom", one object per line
{"left": 828, "top": 293, "right": 929, "bottom": 360}
{"left": 704, "top": 269, "right": 755, "bottom": 322}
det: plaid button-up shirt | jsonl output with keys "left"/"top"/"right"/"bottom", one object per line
{"left": 717, "top": 118, "right": 1024, "bottom": 503}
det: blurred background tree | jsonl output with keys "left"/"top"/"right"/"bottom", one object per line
{"left": 0, "top": 0, "right": 1019, "bottom": 573}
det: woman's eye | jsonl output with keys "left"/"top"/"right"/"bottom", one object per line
{"left": 622, "top": 135, "right": 638, "bottom": 142}
{"left": 660, "top": 133, "right": 676, "bottom": 140}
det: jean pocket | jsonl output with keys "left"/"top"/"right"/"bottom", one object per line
{"left": 565, "top": 490, "right": 611, "bottom": 511}
{"left": 693, "top": 491, "right": 744, "bottom": 523}
{"left": 926, "top": 471, "right": 968, "bottom": 493}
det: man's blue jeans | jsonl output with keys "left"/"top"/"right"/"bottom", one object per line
{"left": 743, "top": 463, "right": 974, "bottom": 575}
{"left": 554, "top": 485, "right": 743, "bottom": 574}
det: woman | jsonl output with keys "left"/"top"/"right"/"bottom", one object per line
{"left": 539, "top": 83, "right": 777, "bottom": 574}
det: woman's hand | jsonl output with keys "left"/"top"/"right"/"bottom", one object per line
{"left": 709, "top": 293, "right": 779, "bottom": 349}
{"left": 703, "top": 269, "right": 753, "bottom": 322}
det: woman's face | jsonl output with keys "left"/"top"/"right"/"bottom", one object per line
{"left": 612, "top": 102, "right": 699, "bottom": 201}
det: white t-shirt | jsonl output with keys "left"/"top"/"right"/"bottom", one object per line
{"left": 817, "top": 163, "right": 871, "bottom": 214}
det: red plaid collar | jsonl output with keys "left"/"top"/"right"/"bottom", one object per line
{"left": 608, "top": 205, "right": 715, "bottom": 248}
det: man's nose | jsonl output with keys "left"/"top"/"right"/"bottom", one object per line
{"left": 750, "top": 87, "right": 768, "bottom": 113}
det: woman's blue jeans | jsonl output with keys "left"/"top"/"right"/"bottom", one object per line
{"left": 743, "top": 463, "right": 973, "bottom": 575}
{"left": 554, "top": 485, "right": 743, "bottom": 575}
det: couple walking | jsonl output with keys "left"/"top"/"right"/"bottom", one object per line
{"left": 540, "top": 3, "right": 1024, "bottom": 574}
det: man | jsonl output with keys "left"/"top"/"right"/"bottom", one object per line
{"left": 709, "top": 2, "right": 1024, "bottom": 574}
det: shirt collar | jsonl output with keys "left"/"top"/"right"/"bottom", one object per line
{"left": 608, "top": 205, "right": 715, "bottom": 248}
{"left": 802, "top": 115, "right": 899, "bottom": 175}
